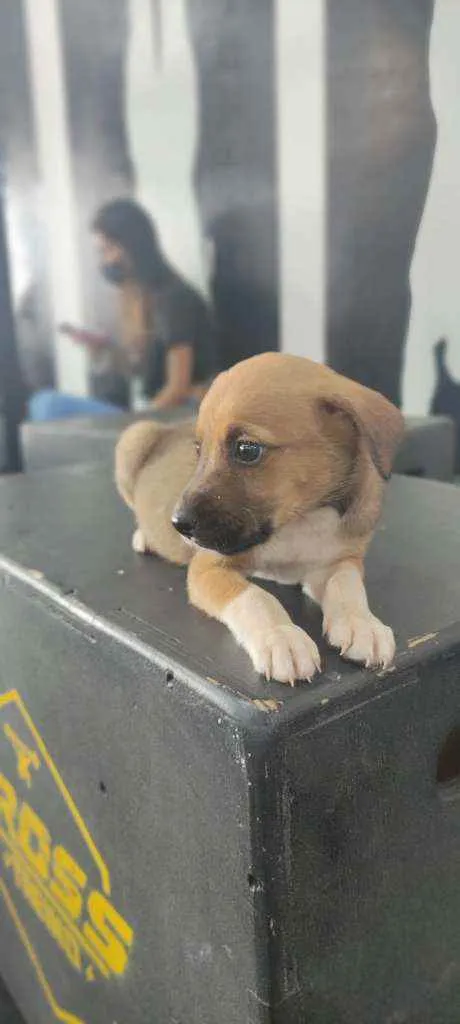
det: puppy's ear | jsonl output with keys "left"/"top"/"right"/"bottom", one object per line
{"left": 115, "top": 421, "right": 164, "bottom": 509}
{"left": 318, "top": 384, "right": 405, "bottom": 480}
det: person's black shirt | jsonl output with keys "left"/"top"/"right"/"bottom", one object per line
{"left": 140, "top": 270, "right": 215, "bottom": 399}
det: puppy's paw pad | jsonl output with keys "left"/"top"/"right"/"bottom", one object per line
{"left": 251, "top": 625, "right": 321, "bottom": 686}
{"left": 326, "top": 613, "right": 395, "bottom": 669}
{"left": 132, "top": 528, "right": 149, "bottom": 554}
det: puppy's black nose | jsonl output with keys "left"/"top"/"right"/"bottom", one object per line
{"left": 171, "top": 510, "right": 195, "bottom": 539}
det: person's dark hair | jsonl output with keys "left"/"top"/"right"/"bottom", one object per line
{"left": 92, "top": 199, "right": 168, "bottom": 286}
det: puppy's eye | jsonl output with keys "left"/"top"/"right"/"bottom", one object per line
{"left": 232, "top": 438, "right": 264, "bottom": 465}
{"left": 195, "top": 440, "right": 201, "bottom": 457}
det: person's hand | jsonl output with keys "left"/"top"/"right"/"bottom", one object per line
{"left": 151, "top": 345, "right": 193, "bottom": 410}
{"left": 57, "top": 324, "right": 111, "bottom": 350}
{"left": 150, "top": 387, "right": 188, "bottom": 411}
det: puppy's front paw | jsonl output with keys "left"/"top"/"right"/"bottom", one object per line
{"left": 325, "top": 612, "right": 395, "bottom": 669}
{"left": 249, "top": 624, "right": 321, "bottom": 686}
{"left": 132, "top": 528, "right": 149, "bottom": 554}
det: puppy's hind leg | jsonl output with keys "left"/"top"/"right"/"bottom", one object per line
{"left": 115, "top": 420, "right": 166, "bottom": 510}
{"left": 188, "top": 551, "right": 321, "bottom": 686}
{"left": 116, "top": 420, "right": 165, "bottom": 557}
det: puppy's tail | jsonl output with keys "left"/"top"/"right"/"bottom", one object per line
{"left": 115, "top": 420, "right": 165, "bottom": 509}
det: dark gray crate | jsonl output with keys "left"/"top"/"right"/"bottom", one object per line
{"left": 0, "top": 980, "right": 24, "bottom": 1024}
{"left": 394, "top": 415, "right": 456, "bottom": 481}
{"left": 22, "top": 411, "right": 457, "bottom": 483}
{"left": 0, "top": 466, "right": 459, "bottom": 1024}
{"left": 20, "top": 407, "right": 189, "bottom": 473}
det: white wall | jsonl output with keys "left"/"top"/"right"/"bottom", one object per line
{"left": 23, "top": 0, "right": 87, "bottom": 395}
{"left": 21, "top": 0, "right": 459, "bottom": 405}
{"left": 276, "top": 0, "right": 325, "bottom": 363}
{"left": 125, "top": 0, "right": 209, "bottom": 297}
{"left": 23, "top": 0, "right": 210, "bottom": 394}
{"left": 403, "top": 0, "right": 460, "bottom": 414}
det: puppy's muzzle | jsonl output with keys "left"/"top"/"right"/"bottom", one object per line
{"left": 172, "top": 494, "right": 272, "bottom": 556}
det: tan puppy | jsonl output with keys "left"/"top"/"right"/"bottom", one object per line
{"left": 115, "top": 353, "right": 404, "bottom": 685}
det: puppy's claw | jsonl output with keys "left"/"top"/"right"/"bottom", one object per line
{"left": 250, "top": 624, "right": 321, "bottom": 686}
{"left": 326, "top": 612, "right": 395, "bottom": 670}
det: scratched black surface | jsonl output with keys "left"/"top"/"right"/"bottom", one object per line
{"left": 1, "top": 465, "right": 460, "bottom": 1024}
{"left": 0, "top": 979, "right": 24, "bottom": 1024}
{"left": 0, "top": 463, "right": 459, "bottom": 707}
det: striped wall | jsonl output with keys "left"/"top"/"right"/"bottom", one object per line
{"left": 2, "top": 0, "right": 460, "bottom": 415}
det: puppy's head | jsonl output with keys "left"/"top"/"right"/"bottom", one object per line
{"left": 172, "top": 353, "right": 404, "bottom": 556}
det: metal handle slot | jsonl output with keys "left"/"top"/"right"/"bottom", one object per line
{"left": 437, "top": 726, "right": 460, "bottom": 803}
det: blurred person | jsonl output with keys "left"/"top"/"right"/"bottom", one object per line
{"left": 29, "top": 199, "right": 216, "bottom": 421}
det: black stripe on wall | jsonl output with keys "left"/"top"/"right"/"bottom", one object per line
{"left": 187, "top": 0, "right": 279, "bottom": 370}
{"left": 326, "top": 0, "right": 436, "bottom": 405}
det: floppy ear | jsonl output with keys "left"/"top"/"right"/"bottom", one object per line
{"left": 318, "top": 383, "right": 405, "bottom": 480}
{"left": 115, "top": 420, "right": 164, "bottom": 509}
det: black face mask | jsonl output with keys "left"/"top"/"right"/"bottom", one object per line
{"left": 100, "top": 261, "right": 128, "bottom": 285}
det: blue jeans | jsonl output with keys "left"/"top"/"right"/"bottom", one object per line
{"left": 29, "top": 389, "right": 121, "bottom": 422}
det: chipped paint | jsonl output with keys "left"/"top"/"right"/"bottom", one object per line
{"left": 252, "top": 698, "right": 283, "bottom": 713}
{"left": 377, "top": 664, "right": 397, "bottom": 678}
{"left": 407, "top": 631, "right": 438, "bottom": 649}
{"left": 231, "top": 730, "right": 247, "bottom": 773}
{"left": 183, "top": 941, "right": 213, "bottom": 966}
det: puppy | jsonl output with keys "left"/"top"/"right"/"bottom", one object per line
{"left": 115, "top": 353, "right": 404, "bottom": 685}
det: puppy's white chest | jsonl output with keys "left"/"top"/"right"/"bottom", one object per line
{"left": 252, "top": 507, "right": 345, "bottom": 585}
